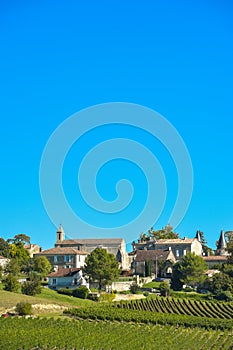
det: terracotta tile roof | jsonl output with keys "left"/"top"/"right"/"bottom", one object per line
{"left": 57, "top": 238, "right": 124, "bottom": 245}
{"left": 203, "top": 255, "right": 228, "bottom": 261}
{"left": 48, "top": 267, "right": 81, "bottom": 278}
{"left": 134, "top": 250, "right": 171, "bottom": 262}
{"left": 37, "top": 247, "right": 88, "bottom": 255}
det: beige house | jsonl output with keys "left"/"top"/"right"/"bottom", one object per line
{"left": 133, "top": 237, "right": 202, "bottom": 260}
{"left": 36, "top": 247, "right": 88, "bottom": 269}
{"left": 24, "top": 244, "right": 42, "bottom": 257}
{"left": 55, "top": 225, "right": 128, "bottom": 269}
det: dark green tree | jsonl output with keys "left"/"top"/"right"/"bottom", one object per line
{"left": 207, "top": 272, "right": 233, "bottom": 294}
{"left": 148, "top": 224, "right": 179, "bottom": 241}
{"left": 2, "top": 274, "right": 20, "bottom": 292}
{"left": 196, "top": 230, "right": 214, "bottom": 256}
{"left": 83, "top": 248, "right": 120, "bottom": 292}
{"left": 171, "top": 253, "right": 207, "bottom": 290}
{"left": 21, "top": 280, "right": 42, "bottom": 296}
{"left": 8, "top": 234, "right": 31, "bottom": 245}
{"left": 145, "top": 260, "right": 152, "bottom": 277}
{"left": 0, "top": 237, "right": 9, "bottom": 257}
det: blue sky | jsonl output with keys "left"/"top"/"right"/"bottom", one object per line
{"left": 0, "top": 1, "right": 233, "bottom": 251}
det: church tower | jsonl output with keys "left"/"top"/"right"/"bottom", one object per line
{"left": 56, "top": 224, "right": 65, "bottom": 242}
{"left": 216, "top": 230, "right": 227, "bottom": 256}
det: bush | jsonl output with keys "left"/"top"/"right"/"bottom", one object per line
{"left": 57, "top": 288, "right": 73, "bottom": 296}
{"left": 72, "top": 286, "right": 89, "bottom": 299}
{"left": 15, "top": 302, "right": 32, "bottom": 316}
{"left": 21, "top": 280, "right": 42, "bottom": 296}
{"left": 98, "top": 292, "right": 116, "bottom": 302}
{"left": 215, "top": 290, "right": 233, "bottom": 301}
{"left": 2, "top": 274, "right": 20, "bottom": 292}
{"left": 159, "top": 281, "right": 170, "bottom": 297}
{"left": 130, "top": 283, "right": 140, "bottom": 294}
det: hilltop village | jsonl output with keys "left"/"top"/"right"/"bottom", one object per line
{"left": 1, "top": 224, "right": 230, "bottom": 293}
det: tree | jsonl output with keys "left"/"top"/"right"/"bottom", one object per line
{"left": 196, "top": 230, "right": 214, "bottom": 256}
{"left": 83, "top": 248, "right": 120, "bottom": 292}
{"left": 0, "top": 237, "right": 9, "bottom": 257}
{"left": 148, "top": 224, "right": 179, "bottom": 241}
{"left": 31, "top": 256, "right": 51, "bottom": 277}
{"left": 207, "top": 272, "right": 233, "bottom": 294}
{"left": 2, "top": 274, "right": 20, "bottom": 292}
{"left": 171, "top": 253, "right": 207, "bottom": 290}
{"left": 4, "top": 259, "right": 21, "bottom": 276}
{"left": 8, "top": 234, "right": 30, "bottom": 245}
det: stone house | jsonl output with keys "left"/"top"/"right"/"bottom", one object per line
{"left": 24, "top": 244, "right": 42, "bottom": 258}
{"left": 35, "top": 247, "right": 88, "bottom": 269}
{"left": 203, "top": 255, "right": 228, "bottom": 269}
{"left": 55, "top": 225, "right": 129, "bottom": 269}
{"left": 132, "top": 237, "right": 202, "bottom": 260}
{"left": 47, "top": 267, "right": 88, "bottom": 290}
{"left": 131, "top": 249, "right": 176, "bottom": 277}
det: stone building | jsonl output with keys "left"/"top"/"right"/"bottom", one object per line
{"left": 36, "top": 246, "right": 88, "bottom": 269}
{"left": 132, "top": 236, "right": 202, "bottom": 260}
{"left": 131, "top": 249, "right": 176, "bottom": 277}
{"left": 54, "top": 225, "right": 129, "bottom": 269}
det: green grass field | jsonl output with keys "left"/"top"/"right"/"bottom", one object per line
{"left": 0, "top": 285, "right": 94, "bottom": 315}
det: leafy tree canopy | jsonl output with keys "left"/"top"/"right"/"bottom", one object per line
{"left": 139, "top": 224, "right": 179, "bottom": 242}
{"left": 0, "top": 237, "right": 9, "bottom": 257}
{"left": 171, "top": 252, "right": 207, "bottom": 290}
{"left": 8, "top": 234, "right": 31, "bottom": 245}
{"left": 83, "top": 248, "right": 120, "bottom": 291}
{"left": 31, "top": 256, "right": 51, "bottom": 277}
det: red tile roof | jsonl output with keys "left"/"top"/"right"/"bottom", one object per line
{"left": 37, "top": 247, "right": 88, "bottom": 255}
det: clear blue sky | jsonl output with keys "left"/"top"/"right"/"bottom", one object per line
{"left": 0, "top": 1, "right": 233, "bottom": 251}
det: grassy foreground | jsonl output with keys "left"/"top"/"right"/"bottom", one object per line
{"left": 0, "top": 285, "right": 94, "bottom": 314}
{"left": 1, "top": 317, "right": 232, "bottom": 350}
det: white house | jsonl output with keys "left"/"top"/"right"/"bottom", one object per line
{"left": 47, "top": 267, "right": 89, "bottom": 290}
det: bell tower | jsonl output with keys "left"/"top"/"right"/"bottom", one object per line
{"left": 56, "top": 224, "right": 65, "bottom": 242}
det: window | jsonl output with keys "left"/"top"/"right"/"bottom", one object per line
{"left": 183, "top": 249, "right": 187, "bottom": 256}
{"left": 64, "top": 255, "right": 71, "bottom": 263}
{"left": 176, "top": 249, "right": 180, "bottom": 257}
{"left": 52, "top": 278, "right": 56, "bottom": 285}
{"left": 54, "top": 256, "right": 58, "bottom": 263}
{"left": 74, "top": 278, "right": 78, "bottom": 285}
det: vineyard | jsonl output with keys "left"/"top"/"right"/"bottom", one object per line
{"left": 64, "top": 304, "right": 233, "bottom": 330}
{"left": 1, "top": 317, "right": 233, "bottom": 350}
{"left": 115, "top": 296, "right": 233, "bottom": 320}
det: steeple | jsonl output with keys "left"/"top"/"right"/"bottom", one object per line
{"left": 56, "top": 224, "right": 65, "bottom": 242}
{"left": 195, "top": 230, "right": 202, "bottom": 242}
{"left": 216, "top": 230, "right": 227, "bottom": 256}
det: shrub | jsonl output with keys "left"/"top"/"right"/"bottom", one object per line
{"left": 2, "top": 274, "right": 20, "bottom": 292}
{"left": 159, "top": 281, "right": 170, "bottom": 297}
{"left": 215, "top": 290, "right": 233, "bottom": 301}
{"left": 15, "top": 302, "right": 32, "bottom": 316}
{"left": 57, "top": 288, "right": 73, "bottom": 296}
{"left": 130, "top": 283, "right": 140, "bottom": 294}
{"left": 72, "top": 286, "right": 89, "bottom": 299}
{"left": 98, "top": 292, "right": 116, "bottom": 302}
{"left": 21, "top": 280, "right": 42, "bottom": 296}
